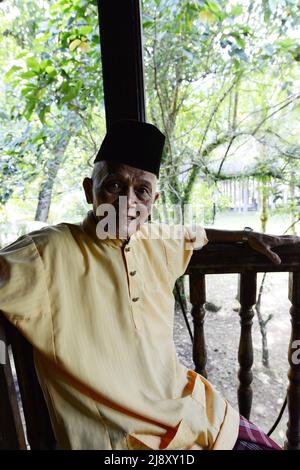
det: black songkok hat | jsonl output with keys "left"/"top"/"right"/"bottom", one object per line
{"left": 93, "top": 120, "right": 165, "bottom": 178}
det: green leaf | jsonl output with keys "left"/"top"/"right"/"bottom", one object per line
{"left": 143, "top": 21, "right": 153, "bottom": 29}
{"left": 69, "top": 39, "right": 82, "bottom": 51}
{"left": 60, "top": 84, "right": 79, "bottom": 104}
{"left": 75, "top": 79, "right": 83, "bottom": 93}
{"left": 275, "top": 38, "right": 296, "bottom": 49}
{"left": 24, "top": 101, "right": 35, "bottom": 120}
{"left": 26, "top": 57, "right": 40, "bottom": 72}
{"left": 21, "top": 85, "right": 37, "bottom": 97}
{"left": 241, "top": 26, "right": 251, "bottom": 36}
{"left": 230, "top": 33, "right": 245, "bottom": 49}
{"left": 4, "top": 65, "right": 22, "bottom": 81}
{"left": 15, "top": 51, "right": 28, "bottom": 59}
{"left": 38, "top": 105, "right": 51, "bottom": 123}
{"left": 230, "top": 5, "right": 243, "bottom": 16}
{"left": 60, "top": 80, "right": 69, "bottom": 94}
{"left": 41, "top": 59, "right": 52, "bottom": 70}
{"left": 20, "top": 71, "right": 38, "bottom": 79}
{"left": 45, "top": 66, "right": 56, "bottom": 75}
{"left": 91, "top": 34, "right": 100, "bottom": 44}
{"left": 32, "top": 131, "right": 45, "bottom": 143}
{"left": 79, "top": 25, "right": 93, "bottom": 36}
{"left": 205, "top": 1, "right": 220, "bottom": 13}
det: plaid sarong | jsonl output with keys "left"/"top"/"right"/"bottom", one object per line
{"left": 233, "top": 416, "right": 282, "bottom": 450}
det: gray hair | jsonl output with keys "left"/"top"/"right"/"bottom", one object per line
{"left": 91, "top": 161, "right": 105, "bottom": 181}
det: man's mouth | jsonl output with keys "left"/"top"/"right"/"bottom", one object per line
{"left": 117, "top": 212, "right": 141, "bottom": 226}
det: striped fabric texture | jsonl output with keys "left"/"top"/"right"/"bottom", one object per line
{"left": 233, "top": 416, "right": 282, "bottom": 450}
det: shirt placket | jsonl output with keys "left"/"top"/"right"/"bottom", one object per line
{"left": 122, "top": 243, "right": 142, "bottom": 330}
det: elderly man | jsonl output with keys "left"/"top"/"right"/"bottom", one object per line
{"left": 0, "top": 120, "right": 297, "bottom": 450}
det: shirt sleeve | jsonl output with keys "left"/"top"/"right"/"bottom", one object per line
{"left": 0, "top": 234, "right": 50, "bottom": 323}
{"left": 163, "top": 224, "right": 208, "bottom": 282}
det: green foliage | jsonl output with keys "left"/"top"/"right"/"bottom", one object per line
{"left": 0, "top": 0, "right": 103, "bottom": 218}
{"left": 190, "top": 180, "right": 231, "bottom": 224}
{"left": 0, "top": 0, "right": 299, "bottom": 230}
{"left": 4, "top": 0, "right": 101, "bottom": 122}
{"left": 142, "top": 0, "right": 300, "bottom": 229}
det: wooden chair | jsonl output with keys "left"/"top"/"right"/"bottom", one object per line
{"left": 0, "top": 314, "right": 56, "bottom": 449}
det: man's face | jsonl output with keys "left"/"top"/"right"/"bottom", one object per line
{"left": 83, "top": 161, "right": 159, "bottom": 239}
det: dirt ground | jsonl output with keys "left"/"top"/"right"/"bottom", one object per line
{"left": 173, "top": 271, "right": 292, "bottom": 448}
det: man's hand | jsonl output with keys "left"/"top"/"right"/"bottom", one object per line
{"left": 205, "top": 228, "right": 300, "bottom": 265}
{"left": 0, "top": 255, "right": 10, "bottom": 288}
{"left": 247, "top": 233, "right": 300, "bottom": 265}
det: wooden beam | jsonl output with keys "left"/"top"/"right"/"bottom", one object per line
{"left": 97, "top": 0, "right": 146, "bottom": 127}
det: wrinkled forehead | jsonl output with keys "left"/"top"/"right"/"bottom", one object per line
{"left": 93, "top": 161, "right": 157, "bottom": 186}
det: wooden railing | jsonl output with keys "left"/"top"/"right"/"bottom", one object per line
{"left": 186, "top": 241, "right": 300, "bottom": 450}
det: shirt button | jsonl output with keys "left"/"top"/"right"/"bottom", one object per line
{"left": 125, "top": 246, "right": 131, "bottom": 252}
{"left": 130, "top": 270, "right": 136, "bottom": 276}
{"left": 132, "top": 297, "right": 139, "bottom": 302}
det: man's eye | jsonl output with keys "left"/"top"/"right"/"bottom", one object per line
{"left": 106, "top": 182, "right": 123, "bottom": 193}
{"left": 136, "top": 187, "right": 148, "bottom": 195}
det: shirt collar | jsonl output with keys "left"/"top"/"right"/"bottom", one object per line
{"left": 81, "top": 211, "right": 144, "bottom": 248}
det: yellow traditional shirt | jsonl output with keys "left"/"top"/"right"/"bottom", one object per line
{"left": 0, "top": 211, "right": 239, "bottom": 450}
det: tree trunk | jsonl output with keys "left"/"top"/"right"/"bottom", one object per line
{"left": 289, "top": 172, "right": 297, "bottom": 236}
{"left": 255, "top": 272, "right": 272, "bottom": 368}
{"left": 259, "top": 180, "right": 268, "bottom": 232}
{"left": 35, "top": 141, "right": 70, "bottom": 222}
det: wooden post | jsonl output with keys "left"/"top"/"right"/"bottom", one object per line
{"left": 190, "top": 273, "right": 207, "bottom": 377}
{"left": 0, "top": 317, "right": 26, "bottom": 449}
{"left": 237, "top": 272, "right": 256, "bottom": 419}
{"left": 229, "top": 179, "right": 233, "bottom": 207}
{"left": 234, "top": 178, "right": 237, "bottom": 211}
{"left": 239, "top": 179, "right": 243, "bottom": 212}
{"left": 244, "top": 177, "right": 249, "bottom": 212}
{"left": 286, "top": 272, "right": 300, "bottom": 450}
{"left": 97, "top": 0, "right": 146, "bottom": 127}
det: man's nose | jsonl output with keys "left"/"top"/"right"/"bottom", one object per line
{"left": 127, "top": 186, "right": 138, "bottom": 208}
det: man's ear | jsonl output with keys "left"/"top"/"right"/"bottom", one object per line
{"left": 83, "top": 177, "right": 93, "bottom": 204}
{"left": 154, "top": 192, "right": 160, "bottom": 204}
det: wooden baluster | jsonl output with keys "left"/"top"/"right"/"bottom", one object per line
{"left": 189, "top": 273, "right": 207, "bottom": 378}
{"left": 237, "top": 272, "right": 256, "bottom": 419}
{"left": 0, "top": 316, "right": 26, "bottom": 449}
{"left": 286, "top": 272, "right": 300, "bottom": 450}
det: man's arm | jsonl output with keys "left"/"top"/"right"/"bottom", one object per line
{"left": 205, "top": 228, "right": 300, "bottom": 265}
